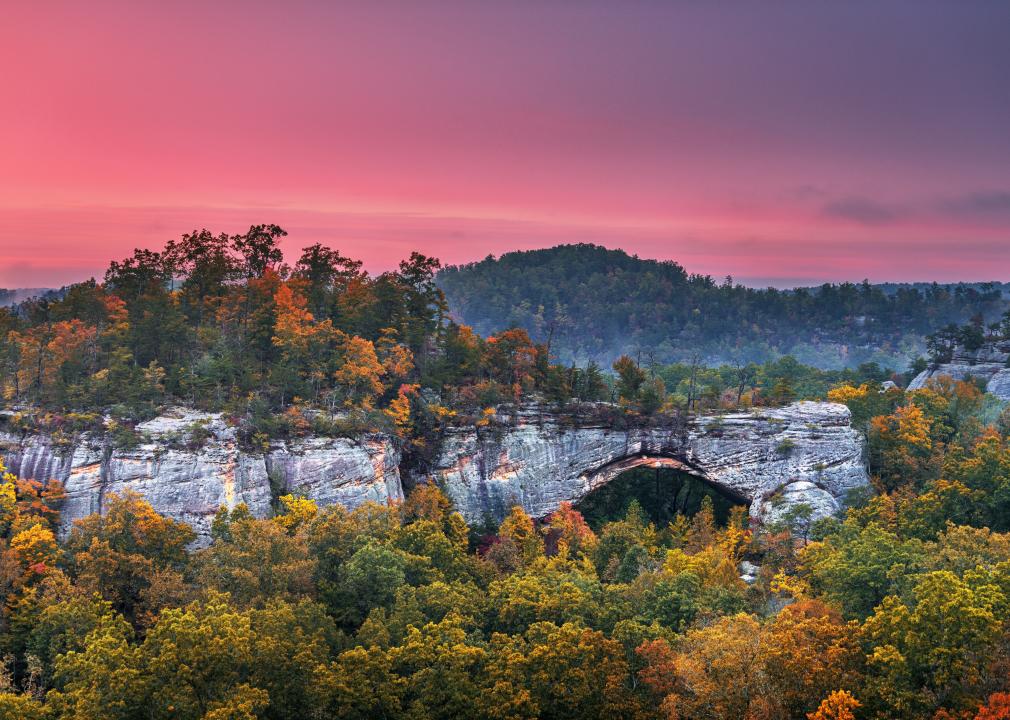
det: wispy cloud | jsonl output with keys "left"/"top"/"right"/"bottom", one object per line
{"left": 939, "top": 191, "right": 1010, "bottom": 220}
{"left": 821, "top": 197, "right": 903, "bottom": 226}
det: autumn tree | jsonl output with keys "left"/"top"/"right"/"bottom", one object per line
{"left": 869, "top": 402, "right": 937, "bottom": 492}
{"left": 163, "top": 229, "right": 238, "bottom": 322}
{"left": 808, "top": 690, "right": 861, "bottom": 720}
{"left": 613, "top": 355, "right": 646, "bottom": 405}
{"left": 976, "top": 692, "right": 1010, "bottom": 720}
{"left": 198, "top": 505, "right": 315, "bottom": 608}
{"left": 293, "top": 243, "right": 364, "bottom": 319}
{"left": 65, "top": 491, "right": 195, "bottom": 624}
{"left": 861, "top": 570, "right": 1007, "bottom": 716}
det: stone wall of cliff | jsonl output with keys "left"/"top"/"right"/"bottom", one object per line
{"left": 424, "top": 401, "right": 868, "bottom": 526}
{"left": 1, "top": 401, "right": 868, "bottom": 540}
{"left": 0, "top": 408, "right": 402, "bottom": 541}
{"left": 908, "top": 341, "right": 1010, "bottom": 400}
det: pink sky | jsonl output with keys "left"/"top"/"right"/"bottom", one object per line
{"left": 2, "top": 1, "right": 1009, "bottom": 288}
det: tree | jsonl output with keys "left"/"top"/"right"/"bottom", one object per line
{"left": 613, "top": 355, "right": 646, "bottom": 405}
{"left": 828, "top": 382, "right": 901, "bottom": 427}
{"left": 5, "top": 590, "right": 117, "bottom": 691}
{"left": 319, "top": 645, "right": 403, "bottom": 719}
{"left": 493, "top": 506, "right": 545, "bottom": 569}
{"left": 197, "top": 511, "right": 315, "bottom": 609}
{"left": 163, "top": 229, "right": 237, "bottom": 321}
{"left": 639, "top": 375, "right": 668, "bottom": 414}
{"left": 232, "top": 224, "right": 286, "bottom": 279}
{"left": 545, "top": 502, "right": 597, "bottom": 557}
{"left": 976, "top": 693, "right": 1010, "bottom": 720}
{"left": 769, "top": 375, "right": 797, "bottom": 405}
{"left": 396, "top": 251, "right": 447, "bottom": 357}
{"left": 9, "top": 524, "right": 60, "bottom": 582}
{"left": 294, "top": 243, "right": 364, "bottom": 319}
{"left": 484, "top": 328, "right": 542, "bottom": 400}
{"left": 8, "top": 320, "right": 97, "bottom": 402}
{"left": 104, "top": 248, "right": 173, "bottom": 305}
{"left": 0, "top": 459, "right": 18, "bottom": 536}
{"left": 271, "top": 282, "right": 337, "bottom": 403}
{"left": 388, "top": 615, "right": 488, "bottom": 720}
{"left": 762, "top": 600, "right": 863, "bottom": 718}
{"left": 802, "top": 520, "right": 927, "bottom": 619}
{"left": 494, "top": 621, "right": 641, "bottom": 720}
{"left": 200, "top": 685, "right": 270, "bottom": 720}
{"left": 638, "top": 614, "right": 767, "bottom": 720}
{"left": 104, "top": 246, "right": 190, "bottom": 370}
{"left": 926, "top": 324, "right": 960, "bottom": 365}
{"left": 47, "top": 614, "right": 142, "bottom": 720}
{"left": 487, "top": 556, "right": 603, "bottom": 634}
{"left": 332, "top": 333, "right": 384, "bottom": 409}
{"left": 861, "top": 570, "right": 1007, "bottom": 716}
{"left": 808, "top": 690, "right": 861, "bottom": 720}
{"left": 331, "top": 541, "right": 409, "bottom": 627}
{"left": 0, "top": 693, "right": 46, "bottom": 720}
{"left": 869, "top": 403, "right": 937, "bottom": 492}
{"left": 66, "top": 491, "right": 195, "bottom": 623}
{"left": 573, "top": 360, "right": 609, "bottom": 402}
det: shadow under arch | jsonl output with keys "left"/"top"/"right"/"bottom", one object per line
{"left": 575, "top": 452, "right": 750, "bottom": 528}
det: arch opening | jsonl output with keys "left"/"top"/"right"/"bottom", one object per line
{"left": 575, "top": 455, "right": 748, "bottom": 529}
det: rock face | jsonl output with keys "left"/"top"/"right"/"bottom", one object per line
{"left": 907, "top": 342, "right": 1010, "bottom": 400}
{"left": 0, "top": 408, "right": 402, "bottom": 541}
{"left": 425, "top": 401, "right": 869, "bottom": 525}
{"left": 1, "top": 401, "right": 868, "bottom": 539}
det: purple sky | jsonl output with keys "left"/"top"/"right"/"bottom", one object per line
{"left": 1, "top": 1, "right": 1009, "bottom": 287}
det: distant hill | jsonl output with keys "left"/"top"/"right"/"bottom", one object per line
{"left": 437, "top": 244, "right": 1008, "bottom": 370}
{"left": 0, "top": 288, "right": 55, "bottom": 307}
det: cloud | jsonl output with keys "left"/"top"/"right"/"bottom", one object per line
{"left": 940, "top": 191, "right": 1010, "bottom": 219}
{"left": 821, "top": 197, "right": 902, "bottom": 225}
{"left": 817, "top": 190, "right": 1010, "bottom": 229}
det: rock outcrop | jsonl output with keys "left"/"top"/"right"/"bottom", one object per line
{"left": 1, "top": 401, "right": 868, "bottom": 540}
{"left": 425, "top": 401, "right": 868, "bottom": 525}
{"left": 907, "top": 341, "right": 1010, "bottom": 400}
{"left": 0, "top": 408, "right": 402, "bottom": 541}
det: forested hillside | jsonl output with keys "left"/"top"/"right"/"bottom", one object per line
{"left": 6, "top": 375, "right": 1010, "bottom": 719}
{"left": 0, "top": 289, "right": 54, "bottom": 308}
{"left": 3, "top": 229, "right": 763, "bottom": 473}
{"left": 437, "top": 244, "right": 1010, "bottom": 369}
{"left": 0, "top": 227, "right": 615, "bottom": 452}
{"left": 5, "top": 229, "right": 896, "bottom": 454}
{"left": 10, "top": 230, "right": 1010, "bottom": 719}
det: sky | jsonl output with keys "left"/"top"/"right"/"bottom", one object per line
{"left": 1, "top": 0, "right": 1009, "bottom": 288}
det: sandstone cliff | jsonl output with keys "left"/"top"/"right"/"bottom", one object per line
{"left": 425, "top": 401, "right": 868, "bottom": 526}
{"left": 1, "top": 401, "right": 868, "bottom": 539}
{"left": 907, "top": 341, "right": 1010, "bottom": 400}
{"left": 0, "top": 408, "right": 402, "bottom": 541}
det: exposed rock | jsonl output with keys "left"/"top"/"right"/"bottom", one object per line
{"left": 907, "top": 341, "right": 1010, "bottom": 400}
{"left": 424, "top": 401, "right": 868, "bottom": 526}
{"left": 1, "top": 401, "right": 868, "bottom": 540}
{"left": 265, "top": 437, "right": 401, "bottom": 510}
{"left": 0, "top": 408, "right": 403, "bottom": 542}
{"left": 761, "top": 480, "right": 839, "bottom": 525}
{"left": 739, "top": 560, "right": 760, "bottom": 584}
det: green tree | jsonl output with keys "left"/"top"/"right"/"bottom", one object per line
{"left": 613, "top": 355, "right": 646, "bottom": 404}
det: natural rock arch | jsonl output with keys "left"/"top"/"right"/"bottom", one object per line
{"left": 577, "top": 453, "right": 751, "bottom": 508}
{"left": 426, "top": 401, "right": 868, "bottom": 526}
